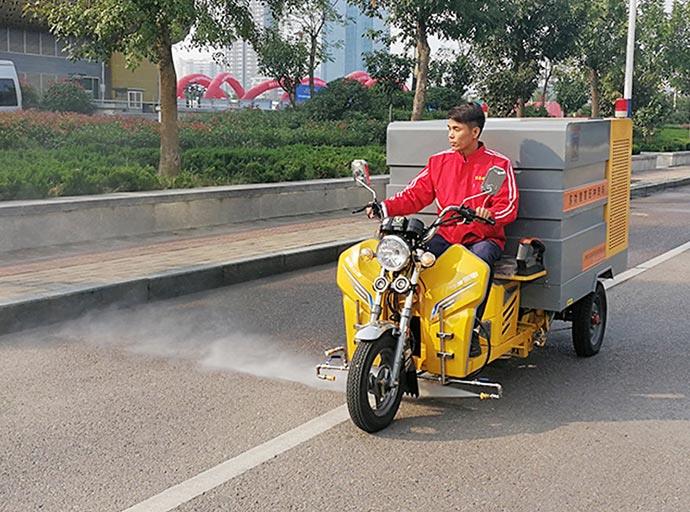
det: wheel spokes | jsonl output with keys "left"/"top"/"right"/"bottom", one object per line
{"left": 367, "top": 363, "right": 394, "bottom": 411}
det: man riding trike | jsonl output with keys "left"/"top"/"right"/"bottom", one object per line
{"left": 317, "top": 104, "right": 621, "bottom": 433}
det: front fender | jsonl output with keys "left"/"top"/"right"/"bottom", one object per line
{"left": 355, "top": 322, "right": 397, "bottom": 342}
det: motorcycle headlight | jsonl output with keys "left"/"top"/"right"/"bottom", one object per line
{"left": 376, "top": 235, "right": 411, "bottom": 272}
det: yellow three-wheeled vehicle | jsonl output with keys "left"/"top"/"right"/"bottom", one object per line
{"left": 319, "top": 161, "right": 608, "bottom": 433}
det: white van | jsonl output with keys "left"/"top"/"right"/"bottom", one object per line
{"left": 0, "top": 60, "right": 22, "bottom": 112}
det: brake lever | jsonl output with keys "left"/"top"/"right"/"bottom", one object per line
{"left": 351, "top": 205, "right": 367, "bottom": 214}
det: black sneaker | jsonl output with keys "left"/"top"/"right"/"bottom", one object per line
{"left": 469, "top": 329, "right": 482, "bottom": 357}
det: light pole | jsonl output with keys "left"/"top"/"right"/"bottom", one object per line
{"left": 623, "top": 0, "right": 638, "bottom": 117}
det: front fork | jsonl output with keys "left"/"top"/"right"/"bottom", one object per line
{"left": 316, "top": 266, "right": 418, "bottom": 383}
{"left": 390, "top": 265, "right": 421, "bottom": 386}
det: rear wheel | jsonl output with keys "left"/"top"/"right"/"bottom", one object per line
{"left": 572, "top": 281, "right": 607, "bottom": 357}
{"left": 346, "top": 334, "right": 404, "bottom": 433}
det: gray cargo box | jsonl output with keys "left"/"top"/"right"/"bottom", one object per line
{"left": 386, "top": 118, "right": 633, "bottom": 312}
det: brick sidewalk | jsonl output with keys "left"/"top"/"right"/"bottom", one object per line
{"left": 0, "top": 215, "right": 376, "bottom": 306}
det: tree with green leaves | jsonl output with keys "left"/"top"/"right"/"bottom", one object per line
{"left": 668, "top": 0, "right": 690, "bottom": 96}
{"left": 303, "top": 78, "right": 372, "bottom": 120}
{"left": 568, "top": 0, "right": 627, "bottom": 117}
{"left": 363, "top": 50, "right": 413, "bottom": 101}
{"left": 283, "top": 0, "right": 342, "bottom": 96}
{"left": 428, "top": 50, "right": 471, "bottom": 99}
{"left": 476, "top": 0, "right": 579, "bottom": 117}
{"left": 356, "top": 0, "right": 488, "bottom": 121}
{"left": 28, "top": 0, "right": 283, "bottom": 177}
{"left": 553, "top": 64, "right": 589, "bottom": 116}
{"left": 605, "top": 0, "right": 672, "bottom": 136}
{"left": 256, "top": 28, "right": 309, "bottom": 107}
{"left": 40, "top": 80, "right": 96, "bottom": 114}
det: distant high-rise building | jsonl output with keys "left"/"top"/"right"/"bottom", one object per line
{"left": 321, "top": 1, "right": 387, "bottom": 82}
{"left": 222, "top": 0, "right": 273, "bottom": 90}
{"left": 174, "top": 58, "right": 224, "bottom": 79}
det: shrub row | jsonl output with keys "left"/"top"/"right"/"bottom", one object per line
{"left": 0, "top": 145, "right": 386, "bottom": 200}
{"left": 634, "top": 140, "right": 690, "bottom": 154}
{"left": 0, "top": 110, "right": 387, "bottom": 151}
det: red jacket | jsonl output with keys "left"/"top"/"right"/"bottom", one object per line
{"left": 382, "top": 143, "right": 518, "bottom": 250}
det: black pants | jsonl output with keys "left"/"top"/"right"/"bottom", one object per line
{"left": 426, "top": 235, "right": 503, "bottom": 322}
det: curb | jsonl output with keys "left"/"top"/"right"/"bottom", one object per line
{"left": 0, "top": 238, "right": 365, "bottom": 336}
{"left": 631, "top": 176, "right": 690, "bottom": 198}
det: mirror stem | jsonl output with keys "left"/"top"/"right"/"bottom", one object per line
{"left": 356, "top": 179, "right": 378, "bottom": 202}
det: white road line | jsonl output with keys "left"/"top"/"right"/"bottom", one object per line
{"left": 122, "top": 405, "right": 349, "bottom": 512}
{"left": 605, "top": 240, "right": 690, "bottom": 290}
{"left": 123, "top": 240, "right": 690, "bottom": 512}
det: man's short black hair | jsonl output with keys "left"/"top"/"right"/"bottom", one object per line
{"left": 448, "top": 103, "right": 486, "bottom": 134}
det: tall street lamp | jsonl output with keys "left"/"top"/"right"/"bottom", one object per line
{"left": 623, "top": 0, "right": 638, "bottom": 117}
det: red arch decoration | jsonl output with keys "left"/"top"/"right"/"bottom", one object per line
{"left": 177, "top": 74, "right": 212, "bottom": 98}
{"left": 345, "top": 70, "right": 371, "bottom": 82}
{"left": 242, "top": 80, "right": 281, "bottom": 100}
{"left": 362, "top": 77, "right": 409, "bottom": 92}
{"left": 203, "top": 72, "right": 245, "bottom": 99}
{"left": 244, "top": 77, "right": 327, "bottom": 101}
{"left": 345, "top": 70, "right": 409, "bottom": 91}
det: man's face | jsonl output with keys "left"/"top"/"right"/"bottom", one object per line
{"left": 447, "top": 119, "right": 481, "bottom": 153}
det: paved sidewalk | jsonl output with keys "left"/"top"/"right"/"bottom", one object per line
{"left": 1, "top": 165, "right": 689, "bottom": 334}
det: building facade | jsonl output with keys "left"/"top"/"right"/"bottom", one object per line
{"left": 0, "top": 1, "right": 159, "bottom": 107}
{"left": 0, "top": 25, "right": 104, "bottom": 97}
{"left": 320, "top": 1, "right": 386, "bottom": 82}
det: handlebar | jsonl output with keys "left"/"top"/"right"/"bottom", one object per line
{"left": 352, "top": 201, "right": 382, "bottom": 218}
{"left": 423, "top": 205, "right": 494, "bottom": 242}
{"left": 354, "top": 202, "right": 494, "bottom": 242}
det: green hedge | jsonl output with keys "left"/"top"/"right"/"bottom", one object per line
{"left": 182, "top": 145, "right": 386, "bottom": 184}
{"left": 0, "top": 145, "right": 386, "bottom": 200}
{"left": 0, "top": 110, "right": 387, "bottom": 151}
{"left": 0, "top": 110, "right": 389, "bottom": 200}
{"left": 0, "top": 148, "right": 160, "bottom": 200}
{"left": 637, "top": 141, "right": 690, "bottom": 153}
{"left": 635, "top": 126, "right": 690, "bottom": 153}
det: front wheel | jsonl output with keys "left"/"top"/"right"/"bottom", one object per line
{"left": 346, "top": 334, "right": 404, "bottom": 433}
{"left": 572, "top": 281, "right": 607, "bottom": 357}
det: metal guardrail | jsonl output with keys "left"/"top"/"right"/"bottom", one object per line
{"left": 91, "top": 99, "right": 277, "bottom": 115}
{"left": 91, "top": 99, "right": 159, "bottom": 113}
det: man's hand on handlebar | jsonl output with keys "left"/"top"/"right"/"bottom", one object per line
{"left": 364, "top": 201, "right": 382, "bottom": 219}
{"left": 450, "top": 205, "right": 496, "bottom": 226}
{"left": 475, "top": 207, "right": 494, "bottom": 222}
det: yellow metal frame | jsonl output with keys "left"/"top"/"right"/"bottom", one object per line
{"left": 606, "top": 118, "right": 633, "bottom": 258}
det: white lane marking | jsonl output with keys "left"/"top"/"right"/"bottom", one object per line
{"left": 124, "top": 240, "right": 690, "bottom": 512}
{"left": 605, "top": 240, "right": 690, "bottom": 290}
{"left": 631, "top": 393, "right": 686, "bottom": 400}
{"left": 122, "top": 405, "right": 349, "bottom": 512}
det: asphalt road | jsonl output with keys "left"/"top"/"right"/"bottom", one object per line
{"left": 1, "top": 186, "right": 689, "bottom": 512}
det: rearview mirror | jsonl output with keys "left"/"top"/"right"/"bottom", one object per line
{"left": 351, "top": 159, "right": 371, "bottom": 187}
{"left": 482, "top": 166, "right": 507, "bottom": 196}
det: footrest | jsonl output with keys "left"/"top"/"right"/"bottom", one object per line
{"left": 493, "top": 257, "right": 546, "bottom": 282}
{"left": 495, "top": 269, "right": 547, "bottom": 282}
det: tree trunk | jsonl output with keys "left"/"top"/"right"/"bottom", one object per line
{"left": 516, "top": 97, "right": 525, "bottom": 117}
{"left": 309, "top": 34, "right": 317, "bottom": 97}
{"left": 288, "top": 80, "right": 297, "bottom": 107}
{"left": 541, "top": 60, "right": 552, "bottom": 107}
{"left": 589, "top": 67, "right": 600, "bottom": 118}
{"left": 411, "top": 21, "right": 430, "bottom": 122}
{"left": 157, "top": 41, "right": 181, "bottom": 178}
